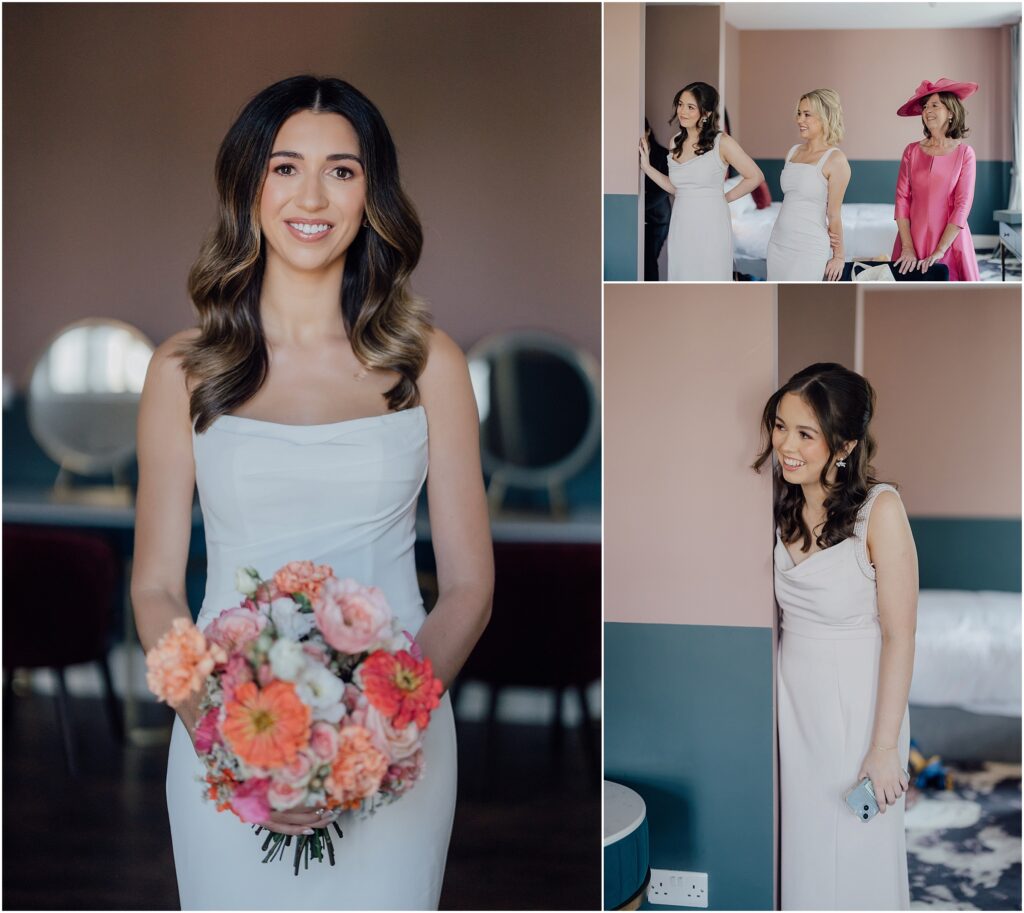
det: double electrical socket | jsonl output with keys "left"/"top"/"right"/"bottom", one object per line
{"left": 647, "top": 869, "right": 709, "bottom": 908}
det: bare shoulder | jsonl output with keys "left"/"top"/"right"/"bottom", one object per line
{"left": 867, "top": 489, "right": 910, "bottom": 538}
{"left": 419, "top": 327, "right": 469, "bottom": 391}
{"left": 143, "top": 328, "right": 200, "bottom": 404}
{"left": 825, "top": 148, "right": 851, "bottom": 177}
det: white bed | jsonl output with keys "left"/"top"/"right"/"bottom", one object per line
{"left": 910, "top": 589, "right": 1021, "bottom": 718}
{"left": 725, "top": 178, "right": 898, "bottom": 278}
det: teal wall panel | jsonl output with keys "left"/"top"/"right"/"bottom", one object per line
{"left": 910, "top": 516, "right": 1022, "bottom": 592}
{"left": 757, "top": 159, "right": 1012, "bottom": 237}
{"left": 605, "top": 622, "right": 774, "bottom": 911}
{"left": 605, "top": 193, "right": 639, "bottom": 281}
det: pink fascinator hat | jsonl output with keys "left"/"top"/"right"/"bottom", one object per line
{"left": 897, "top": 77, "right": 979, "bottom": 117}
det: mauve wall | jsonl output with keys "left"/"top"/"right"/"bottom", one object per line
{"left": 2, "top": 3, "right": 601, "bottom": 385}
{"left": 645, "top": 4, "right": 722, "bottom": 152}
{"left": 736, "top": 27, "right": 1012, "bottom": 159}
{"left": 605, "top": 2, "right": 644, "bottom": 195}
{"left": 604, "top": 283, "right": 776, "bottom": 627}
{"left": 862, "top": 287, "right": 1021, "bottom": 517}
{"left": 777, "top": 285, "right": 856, "bottom": 385}
{"left": 724, "top": 22, "right": 741, "bottom": 135}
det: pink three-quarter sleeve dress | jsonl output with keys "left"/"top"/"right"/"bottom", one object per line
{"left": 891, "top": 141, "right": 980, "bottom": 281}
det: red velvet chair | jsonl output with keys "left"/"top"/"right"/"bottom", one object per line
{"left": 3, "top": 525, "right": 124, "bottom": 775}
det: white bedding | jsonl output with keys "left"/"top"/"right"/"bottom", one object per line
{"left": 731, "top": 202, "right": 898, "bottom": 265}
{"left": 909, "top": 589, "right": 1022, "bottom": 717}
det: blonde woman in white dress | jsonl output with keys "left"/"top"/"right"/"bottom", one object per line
{"left": 754, "top": 363, "right": 916, "bottom": 910}
{"left": 767, "top": 89, "right": 851, "bottom": 281}
{"left": 639, "top": 81, "right": 763, "bottom": 281}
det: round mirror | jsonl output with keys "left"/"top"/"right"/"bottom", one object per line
{"left": 27, "top": 319, "right": 155, "bottom": 476}
{"left": 467, "top": 330, "right": 600, "bottom": 508}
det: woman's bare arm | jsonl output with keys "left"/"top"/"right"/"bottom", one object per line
{"left": 859, "top": 490, "right": 918, "bottom": 812}
{"left": 719, "top": 134, "right": 764, "bottom": 203}
{"left": 413, "top": 328, "right": 494, "bottom": 690}
{"left": 823, "top": 152, "right": 851, "bottom": 280}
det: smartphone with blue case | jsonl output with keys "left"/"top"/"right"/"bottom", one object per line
{"left": 844, "top": 770, "right": 910, "bottom": 822}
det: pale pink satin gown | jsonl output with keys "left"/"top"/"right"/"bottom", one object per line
{"left": 775, "top": 484, "right": 911, "bottom": 911}
{"left": 891, "top": 141, "right": 979, "bottom": 281}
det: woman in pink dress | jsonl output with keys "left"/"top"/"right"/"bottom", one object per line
{"left": 891, "top": 77, "right": 980, "bottom": 281}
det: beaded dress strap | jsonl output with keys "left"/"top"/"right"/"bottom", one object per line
{"left": 853, "top": 483, "right": 900, "bottom": 579}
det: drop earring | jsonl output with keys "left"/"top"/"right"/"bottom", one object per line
{"left": 836, "top": 455, "right": 847, "bottom": 468}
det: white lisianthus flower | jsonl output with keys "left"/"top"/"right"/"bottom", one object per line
{"left": 268, "top": 639, "right": 307, "bottom": 682}
{"left": 295, "top": 663, "right": 345, "bottom": 713}
{"left": 234, "top": 566, "right": 261, "bottom": 597}
{"left": 270, "top": 597, "right": 317, "bottom": 641}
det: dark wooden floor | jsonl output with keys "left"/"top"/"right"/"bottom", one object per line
{"left": 2, "top": 688, "right": 600, "bottom": 910}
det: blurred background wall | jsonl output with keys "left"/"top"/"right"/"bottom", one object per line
{"left": 2, "top": 2, "right": 600, "bottom": 384}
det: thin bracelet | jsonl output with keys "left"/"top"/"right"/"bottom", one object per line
{"left": 873, "top": 744, "right": 898, "bottom": 751}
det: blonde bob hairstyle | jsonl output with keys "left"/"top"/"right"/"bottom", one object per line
{"left": 797, "top": 89, "right": 845, "bottom": 146}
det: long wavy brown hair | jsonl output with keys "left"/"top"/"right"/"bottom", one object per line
{"left": 179, "top": 75, "right": 431, "bottom": 433}
{"left": 669, "top": 82, "right": 721, "bottom": 159}
{"left": 752, "top": 363, "right": 889, "bottom": 553}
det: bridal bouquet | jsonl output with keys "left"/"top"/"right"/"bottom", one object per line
{"left": 145, "top": 560, "right": 443, "bottom": 875}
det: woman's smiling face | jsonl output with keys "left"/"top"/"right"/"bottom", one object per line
{"left": 676, "top": 91, "right": 701, "bottom": 130}
{"left": 921, "top": 94, "right": 951, "bottom": 137}
{"left": 772, "top": 392, "right": 847, "bottom": 485}
{"left": 795, "top": 98, "right": 823, "bottom": 142}
{"left": 259, "top": 109, "right": 367, "bottom": 273}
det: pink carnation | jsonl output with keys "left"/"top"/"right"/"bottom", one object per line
{"left": 145, "top": 618, "right": 225, "bottom": 707}
{"left": 205, "top": 605, "right": 267, "bottom": 654}
{"left": 273, "top": 560, "right": 333, "bottom": 604}
{"left": 324, "top": 725, "right": 389, "bottom": 807}
{"left": 229, "top": 777, "right": 271, "bottom": 824}
{"left": 193, "top": 707, "right": 223, "bottom": 753}
{"left": 314, "top": 578, "right": 392, "bottom": 654}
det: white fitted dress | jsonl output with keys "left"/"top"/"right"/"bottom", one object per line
{"left": 775, "top": 484, "right": 911, "bottom": 911}
{"left": 666, "top": 132, "right": 733, "bottom": 281}
{"left": 165, "top": 406, "right": 458, "bottom": 911}
{"left": 767, "top": 145, "right": 838, "bottom": 281}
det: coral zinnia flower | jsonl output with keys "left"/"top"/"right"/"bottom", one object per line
{"left": 360, "top": 650, "right": 443, "bottom": 729}
{"left": 221, "top": 680, "right": 312, "bottom": 769}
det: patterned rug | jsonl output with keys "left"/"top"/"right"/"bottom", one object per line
{"left": 976, "top": 248, "right": 1022, "bottom": 283}
{"left": 907, "top": 762, "right": 1021, "bottom": 910}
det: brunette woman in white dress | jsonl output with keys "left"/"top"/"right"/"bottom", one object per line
{"left": 131, "top": 75, "right": 493, "bottom": 910}
{"left": 754, "top": 363, "right": 917, "bottom": 910}
{"left": 767, "top": 89, "right": 851, "bottom": 281}
{"left": 639, "top": 82, "right": 763, "bottom": 280}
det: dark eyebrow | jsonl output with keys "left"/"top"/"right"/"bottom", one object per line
{"left": 269, "top": 150, "right": 364, "bottom": 166}
{"left": 775, "top": 418, "right": 818, "bottom": 433}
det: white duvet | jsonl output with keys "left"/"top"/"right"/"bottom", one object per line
{"left": 909, "top": 589, "right": 1022, "bottom": 717}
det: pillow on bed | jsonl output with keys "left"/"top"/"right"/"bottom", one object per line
{"left": 725, "top": 176, "right": 755, "bottom": 216}
{"left": 751, "top": 180, "right": 772, "bottom": 209}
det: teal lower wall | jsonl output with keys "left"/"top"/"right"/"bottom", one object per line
{"left": 605, "top": 193, "right": 639, "bottom": 281}
{"left": 758, "top": 158, "right": 1012, "bottom": 238}
{"left": 910, "top": 516, "right": 1022, "bottom": 592}
{"left": 605, "top": 622, "right": 774, "bottom": 911}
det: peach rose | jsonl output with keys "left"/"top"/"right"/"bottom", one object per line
{"left": 308, "top": 721, "right": 341, "bottom": 763}
{"left": 204, "top": 605, "right": 267, "bottom": 654}
{"left": 364, "top": 704, "right": 423, "bottom": 761}
{"left": 314, "top": 578, "right": 393, "bottom": 654}
{"left": 268, "top": 777, "right": 306, "bottom": 811}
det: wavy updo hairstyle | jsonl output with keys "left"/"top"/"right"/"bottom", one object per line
{"left": 669, "top": 82, "right": 721, "bottom": 159}
{"left": 922, "top": 91, "right": 970, "bottom": 140}
{"left": 798, "top": 88, "right": 845, "bottom": 146}
{"left": 753, "top": 363, "right": 886, "bottom": 553}
{"left": 179, "top": 75, "right": 431, "bottom": 433}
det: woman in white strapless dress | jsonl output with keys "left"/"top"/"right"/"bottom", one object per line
{"left": 131, "top": 76, "right": 493, "bottom": 911}
{"left": 639, "top": 82, "right": 763, "bottom": 281}
{"left": 767, "top": 89, "right": 851, "bottom": 282}
{"left": 754, "top": 363, "right": 917, "bottom": 910}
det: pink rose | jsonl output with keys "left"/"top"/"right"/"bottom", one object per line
{"left": 229, "top": 777, "right": 271, "bottom": 823}
{"left": 193, "top": 707, "right": 222, "bottom": 753}
{"left": 268, "top": 778, "right": 306, "bottom": 811}
{"left": 257, "top": 663, "right": 274, "bottom": 687}
{"left": 364, "top": 705, "right": 423, "bottom": 761}
{"left": 309, "top": 721, "right": 340, "bottom": 762}
{"left": 219, "top": 653, "right": 253, "bottom": 703}
{"left": 278, "top": 752, "right": 314, "bottom": 787}
{"left": 381, "top": 749, "right": 425, "bottom": 798}
{"left": 314, "top": 578, "right": 393, "bottom": 654}
{"left": 205, "top": 605, "right": 267, "bottom": 653}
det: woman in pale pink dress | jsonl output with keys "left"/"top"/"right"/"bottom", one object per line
{"left": 891, "top": 77, "right": 980, "bottom": 281}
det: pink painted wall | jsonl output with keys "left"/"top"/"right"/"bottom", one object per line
{"left": 604, "top": 284, "right": 776, "bottom": 627}
{"left": 736, "top": 27, "right": 1012, "bottom": 160}
{"left": 2, "top": 3, "right": 601, "bottom": 386}
{"left": 605, "top": 2, "right": 644, "bottom": 195}
{"left": 777, "top": 285, "right": 856, "bottom": 385}
{"left": 862, "top": 287, "right": 1020, "bottom": 517}
{"left": 725, "top": 22, "right": 741, "bottom": 135}
{"left": 645, "top": 4, "right": 722, "bottom": 152}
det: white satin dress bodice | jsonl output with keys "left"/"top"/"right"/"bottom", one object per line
{"left": 165, "top": 406, "right": 458, "bottom": 911}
